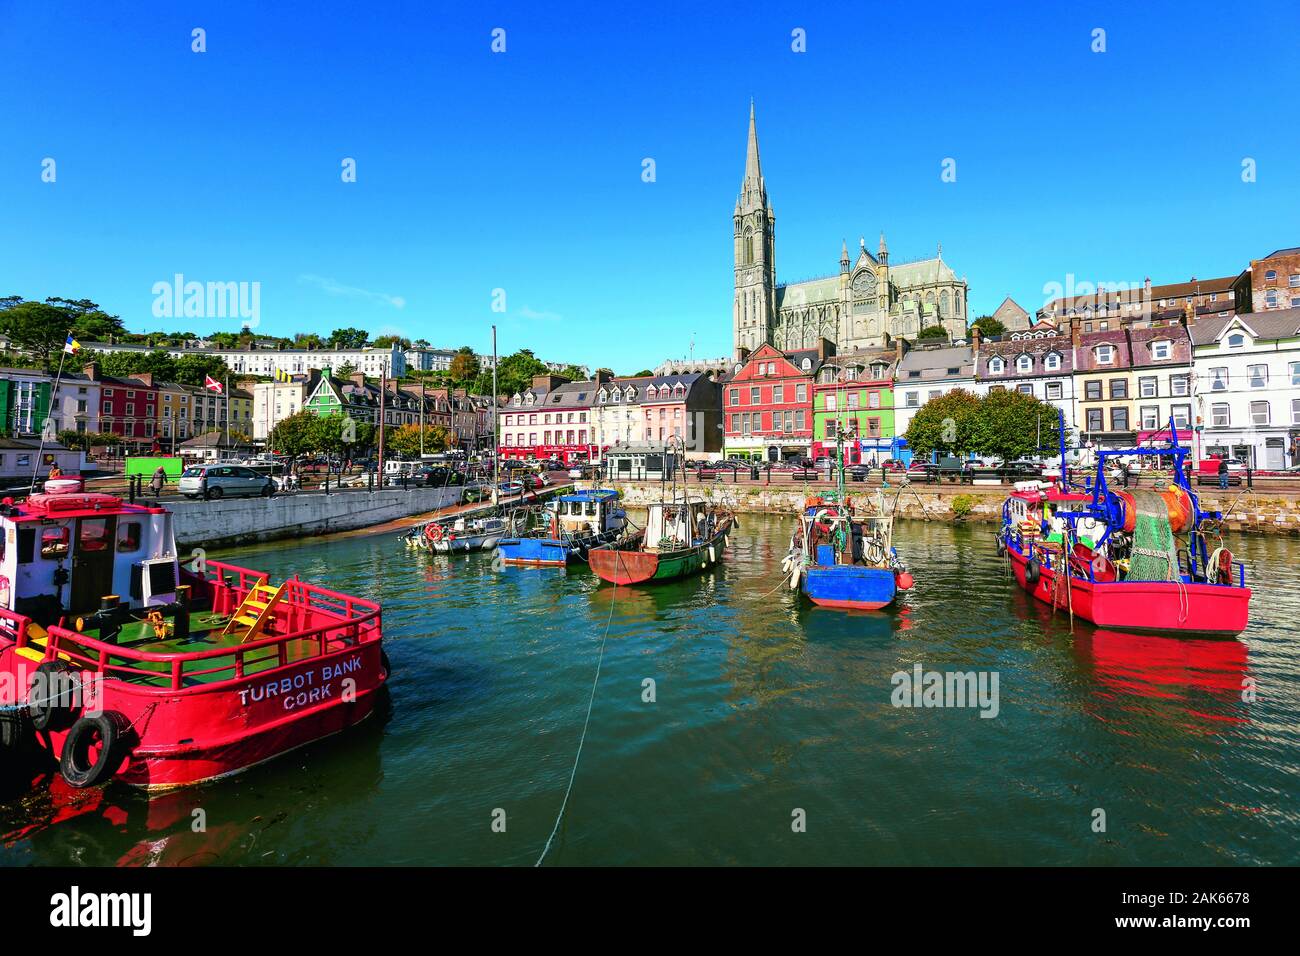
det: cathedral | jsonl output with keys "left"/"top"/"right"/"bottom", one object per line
{"left": 733, "top": 103, "right": 970, "bottom": 359}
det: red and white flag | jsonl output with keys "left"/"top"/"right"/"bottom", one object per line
{"left": 204, "top": 375, "right": 224, "bottom": 393}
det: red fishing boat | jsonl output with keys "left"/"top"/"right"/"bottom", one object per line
{"left": 998, "top": 416, "right": 1250, "bottom": 637}
{"left": 0, "top": 479, "right": 387, "bottom": 790}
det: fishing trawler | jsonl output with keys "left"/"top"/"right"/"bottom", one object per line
{"left": 783, "top": 492, "right": 913, "bottom": 610}
{"left": 0, "top": 478, "right": 387, "bottom": 790}
{"left": 587, "top": 497, "right": 733, "bottom": 585}
{"left": 497, "top": 489, "right": 627, "bottom": 566}
{"left": 405, "top": 513, "right": 509, "bottom": 553}
{"left": 998, "top": 414, "right": 1251, "bottom": 636}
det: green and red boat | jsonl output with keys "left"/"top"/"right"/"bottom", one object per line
{"left": 587, "top": 497, "right": 734, "bottom": 585}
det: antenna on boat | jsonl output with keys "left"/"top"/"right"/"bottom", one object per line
{"left": 491, "top": 325, "right": 499, "bottom": 510}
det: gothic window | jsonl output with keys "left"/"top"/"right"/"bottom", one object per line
{"left": 925, "top": 290, "right": 935, "bottom": 304}
{"left": 744, "top": 228, "right": 754, "bottom": 265}
{"left": 801, "top": 358, "right": 811, "bottom": 372}
{"left": 954, "top": 293, "right": 963, "bottom": 316}
{"left": 939, "top": 289, "right": 950, "bottom": 316}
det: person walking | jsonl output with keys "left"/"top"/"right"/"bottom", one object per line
{"left": 150, "top": 465, "right": 167, "bottom": 499}
{"left": 47, "top": 463, "right": 63, "bottom": 480}
{"left": 1217, "top": 456, "right": 1229, "bottom": 490}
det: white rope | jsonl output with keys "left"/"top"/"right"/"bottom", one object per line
{"left": 534, "top": 576, "right": 617, "bottom": 867}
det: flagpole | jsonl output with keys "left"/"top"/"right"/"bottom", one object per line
{"left": 224, "top": 374, "right": 230, "bottom": 453}
{"left": 31, "top": 337, "right": 72, "bottom": 490}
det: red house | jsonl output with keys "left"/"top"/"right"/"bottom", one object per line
{"left": 722, "top": 343, "right": 825, "bottom": 462}
{"left": 84, "top": 363, "right": 158, "bottom": 444}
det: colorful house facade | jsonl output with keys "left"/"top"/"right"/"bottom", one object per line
{"left": 722, "top": 344, "right": 819, "bottom": 461}
{"left": 811, "top": 348, "right": 899, "bottom": 464}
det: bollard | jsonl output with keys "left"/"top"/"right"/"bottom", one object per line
{"left": 368, "top": 470, "right": 374, "bottom": 492}
{"left": 1246, "top": 466, "right": 1253, "bottom": 490}
{"left": 324, "top": 470, "right": 330, "bottom": 495}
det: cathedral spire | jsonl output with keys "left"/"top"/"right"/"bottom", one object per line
{"left": 878, "top": 231, "right": 889, "bottom": 264}
{"left": 741, "top": 99, "right": 765, "bottom": 203}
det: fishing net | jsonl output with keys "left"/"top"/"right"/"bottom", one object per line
{"left": 1127, "top": 490, "right": 1179, "bottom": 582}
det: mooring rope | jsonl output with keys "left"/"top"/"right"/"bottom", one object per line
{"left": 534, "top": 575, "right": 617, "bottom": 867}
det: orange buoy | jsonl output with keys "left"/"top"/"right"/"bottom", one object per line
{"left": 1158, "top": 485, "right": 1194, "bottom": 534}
{"left": 896, "top": 571, "right": 914, "bottom": 590}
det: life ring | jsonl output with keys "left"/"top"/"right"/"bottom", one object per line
{"left": 59, "top": 714, "right": 123, "bottom": 788}
{"left": 1210, "top": 547, "right": 1234, "bottom": 585}
{"left": 813, "top": 508, "right": 837, "bottom": 534}
{"left": 425, "top": 524, "right": 444, "bottom": 542}
{"left": 28, "top": 660, "right": 79, "bottom": 732}
{"left": 1024, "top": 557, "right": 1042, "bottom": 588}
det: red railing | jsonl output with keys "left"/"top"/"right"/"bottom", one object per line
{"left": 35, "top": 558, "right": 381, "bottom": 692}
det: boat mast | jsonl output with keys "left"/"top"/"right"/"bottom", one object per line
{"left": 491, "top": 324, "right": 499, "bottom": 509}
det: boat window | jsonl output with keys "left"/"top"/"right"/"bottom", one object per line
{"left": 118, "top": 521, "right": 142, "bottom": 552}
{"left": 585, "top": 502, "right": 597, "bottom": 516}
{"left": 79, "top": 518, "right": 111, "bottom": 553}
{"left": 41, "top": 526, "right": 70, "bottom": 559}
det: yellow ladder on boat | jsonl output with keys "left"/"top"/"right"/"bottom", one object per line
{"left": 221, "top": 579, "right": 286, "bottom": 643}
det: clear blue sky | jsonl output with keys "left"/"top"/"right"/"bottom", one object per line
{"left": 2, "top": 1, "right": 1297, "bottom": 372}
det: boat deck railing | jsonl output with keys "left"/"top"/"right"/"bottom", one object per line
{"left": 5, "top": 558, "right": 381, "bottom": 692}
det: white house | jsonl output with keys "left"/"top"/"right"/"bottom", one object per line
{"left": 893, "top": 343, "right": 976, "bottom": 442}
{"left": 1190, "top": 308, "right": 1300, "bottom": 469}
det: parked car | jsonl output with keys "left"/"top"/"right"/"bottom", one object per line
{"left": 178, "top": 463, "right": 276, "bottom": 500}
{"left": 568, "top": 463, "right": 602, "bottom": 480}
{"left": 498, "top": 480, "right": 525, "bottom": 496}
{"left": 462, "top": 481, "right": 491, "bottom": 502}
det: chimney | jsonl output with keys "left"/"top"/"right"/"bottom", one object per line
{"left": 130, "top": 372, "right": 153, "bottom": 387}
{"left": 895, "top": 337, "right": 905, "bottom": 364}
{"left": 1071, "top": 321, "right": 1082, "bottom": 349}
{"left": 818, "top": 337, "right": 836, "bottom": 360}
{"left": 83, "top": 362, "right": 100, "bottom": 381}
{"left": 595, "top": 369, "right": 613, "bottom": 384}
{"left": 970, "top": 323, "right": 981, "bottom": 351}
{"left": 350, "top": 371, "right": 366, "bottom": 387}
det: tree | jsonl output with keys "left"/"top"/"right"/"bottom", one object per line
{"left": 372, "top": 334, "right": 412, "bottom": 351}
{"left": 970, "top": 315, "right": 1006, "bottom": 338}
{"left": 294, "top": 332, "right": 325, "bottom": 350}
{"left": 556, "top": 364, "right": 586, "bottom": 380}
{"left": 268, "top": 411, "right": 319, "bottom": 459}
{"left": 449, "top": 348, "right": 480, "bottom": 385}
{"left": 0, "top": 301, "right": 73, "bottom": 370}
{"left": 967, "top": 389, "right": 1068, "bottom": 462}
{"left": 336, "top": 361, "right": 357, "bottom": 379}
{"left": 387, "top": 423, "right": 450, "bottom": 457}
{"left": 328, "top": 327, "right": 369, "bottom": 349}
{"left": 489, "top": 349, "right": 549, "bottom": 396}
{"left": 903, "top": 388, "right": 981, "bottom": 458}
{"left": 916, "top": 325, "right": 948, "bottom": 341}
{"left": 313, "top": 413, "right": 374, "bottom": 457}
{"left": 172, "top": 353, "right": 233, "bottom": 387}
{"left": 631, "top": 369, "right": 654, "bottom": 377}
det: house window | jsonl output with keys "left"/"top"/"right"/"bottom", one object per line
{"left": 1085, "top": 380, "right": 1102, "bottom": 400}
{"left": 750, "top": 387, "right": 760, "bottom": 404}
{"left": 1046, "top": 382, "right": 1062, "bottom": 400}
{"left": 795, "top": 409, "right": 805, "bottom": 430}
{"left": 1017, "top": 384, "right": 1033, "bottom": 395}
{"left": 988, "top": 357, "right": 1004, "bottom": 374}
{"left": 928, "top": 390, "right": 941, "bottom": 401}
{"left": 1016, "top": 354, "right": 1032, "bottom": 373}
{"left": 825, "top": 394, "right": 837, "bottom": 411}
{"left": 1172, "top": 404, "right": 1191, "bottom": 430}
{"left": 1110, "top": 407, "right": 1128, "bottom": 432}
{"left": 1227, "top": 333, "right": 1246, "bottom": 348}
{"left": 1086, "top": 409, "right": 1104, "bottom": 431}
{"left": 1290, "top": 274, "right": 1300, "bottom": 287}
{"left": 1251, "top": 401, "right": 1270, "bottom": 426}
{"left": 1211, "top": 403, "right": 1230, "bottom": 427}
{"left": 772, "top": 385, "right": 783, "bottom": 404}
{"left": 1210, "top": 367, "right": 1228, "bottom": 390}
{"left": 1264, "top": 270, "right": 1277, "bottom": 280}
{"left": 1293, "top": 398, "right": 1300, "bottom": 426}
{"left": 1140, "top": 405, "right": 1159, "bottom": 429}
{"left": 796, "top": 384, "right": 807, "bottom": 402}
{"left": 1109, "top": 379, "right": 1127, "bottom": 399}
{"left": 847, "top": 393, "right": 860, "bottom": 410}
{"left": 867, "top": 392, "right": 879, "bottom": 409}
{"left": 1096, "top": 344, "right": 1114, "bottom": 364}
{"left": 1044, "top": 352, "right": 1061, "bottom": 371}
{"left": 1171, "top": 374, "right": 1190, "bottom": 396}
{"left": 867, "top": 418, "right": 881, "bottom": 437}
{"left": 1139, "top": 377, "right": 1157, "bottom": 398}
{"left": 906, "top": 392, "right": 919, "bottom": 408}
{"left": 1247, "top": 364, "right": 1268, "bottom": 388}
{"left": 1152, "top": 341, "right": 1171, "bottom": 360}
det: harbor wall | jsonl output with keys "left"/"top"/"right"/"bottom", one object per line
{"left": 169, "top": 486, "right": 465, "bottom": 549}
{"left": 597, "top": 481, "right": 1300, "bottom": 536}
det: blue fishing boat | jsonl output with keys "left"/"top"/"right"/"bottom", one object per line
{"left": 498, "top": 489, "right": 628, "bottom": 567}
{"left": 784, "top": 495, "right": 912, "bottom": 609}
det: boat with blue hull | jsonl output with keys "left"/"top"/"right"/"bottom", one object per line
{"left": 784, "top": 495, "right": 912, "bottom": 610}
{"left": 498, "top": 489, "right": 628, "bottom": 567}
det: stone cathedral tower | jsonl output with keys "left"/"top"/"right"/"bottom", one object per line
{"left": 733, "top": 101, "right": 776, "bottom": 359}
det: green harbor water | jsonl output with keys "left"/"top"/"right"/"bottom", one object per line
{"left": 2, "top": 514, "right": 1298, "bottom": 866}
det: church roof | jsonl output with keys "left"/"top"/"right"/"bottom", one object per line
{"left": 776, "top": 275, "right": 841, "bottom": 307}
{"left": 889, "top": 257, "right": 961, "bottom": 288}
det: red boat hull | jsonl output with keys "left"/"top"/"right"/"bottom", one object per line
{"left": 1007, "top": 547, "right": 1250, "bottom": 636}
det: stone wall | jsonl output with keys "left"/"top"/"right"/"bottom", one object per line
{"left": 597, "top": 481, "right": 1300, "bottom": 536}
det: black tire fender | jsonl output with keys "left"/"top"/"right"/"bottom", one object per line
{"left": 1024, "top": 558, "right": 1041, "bottom": 588}
{"left": 59, "top": 713, "right": 124, "bottom": 789}
{"left": 28, "top": 660, "right": 79, "bottom": 732}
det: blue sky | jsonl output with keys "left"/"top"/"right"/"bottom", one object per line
{"left": 2, "top": 0, "right": 1297, "bottom": 372}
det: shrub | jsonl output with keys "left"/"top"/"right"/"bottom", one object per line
{"left": 951, "top": 493, "right": 975, "bottom": 520}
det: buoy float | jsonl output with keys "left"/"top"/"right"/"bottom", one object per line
{"left": 896, "top": 571, "right": 914, "bottom": 590}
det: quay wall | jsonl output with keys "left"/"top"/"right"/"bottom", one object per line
{"left": 597, "top": 481, "right": 1300, "bottom": 537}
{"left": 170, "top": 486, "right": 464, "bottom": 549}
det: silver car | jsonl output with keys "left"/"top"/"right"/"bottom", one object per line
{"left": 178, "top": 463, "right": 276, "bottom": 500}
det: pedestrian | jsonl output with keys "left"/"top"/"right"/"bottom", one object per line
{"left": 47, "top": 463, "right": 63, "bottom": 480}
{"left": 1217, "top": 456, "right": 1229, "bottom": 490}
{"left": 150, "top": 465, "right": 166, "bottom": 498}
{"left": 1119, "top": 460, "right": 1130, "bottom": 488}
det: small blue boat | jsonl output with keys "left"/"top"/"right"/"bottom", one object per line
{"left": 783, "top": 495, "right": 912, "bottom": 610}
{"left": 498, "top": 489, "right": 628, "bottom": 567}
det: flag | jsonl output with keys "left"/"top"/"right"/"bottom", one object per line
{"left": 205, "top": 375, "right": 224, "bottom": 393}
{"left": 63, "top": 333, "right": 81, "bottom": 354}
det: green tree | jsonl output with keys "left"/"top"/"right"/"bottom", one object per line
{"left": 490, "top": 349, "right": 549, "bottom": 396}
{"left": 268, "top": 411, "right": 319, "bottom": 459}
{"left": 387, "top": 423, "right": 449, "bottom": 457}
{"left": 970, "top": 315, "right": 1006, "bottom": 338}
{"left": 313, "top": 413, "right": 374, "bottom": 457}
{"left": 916, "top": 325, "right": 948, "bottom": 341}
{"left": 172, "top": 353, "right": 233, "bottom": 387}
{"left": 903, "top": 388, "right": 981, "bottom": 459}
{"left": 556, "top": 364, "right": 586, "bottom": 380}
{"left": 0, "top": 301, "right": 73, "bottom": 370}
{"left": 630, "top": 369, "right": 654, "bottom": 377}
{"left": 372, "top": 334, "right": 412, "bottom": 350}
{"left": 336, "top": 360, "right": 357, "bottom": 379}
{"left": 966, "top": 389, "right": 1068, "bottom": 462}
{"left": 328, "top": 327, "right": 369, "bottom": 349}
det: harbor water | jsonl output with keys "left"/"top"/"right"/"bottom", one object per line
{"left": 2, "top": 514, "right": 1298, "bottom": 866}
